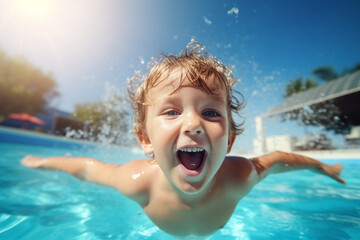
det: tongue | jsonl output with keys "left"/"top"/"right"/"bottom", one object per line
{"left": 177, "top": 151, "right": 204, "bottom": 170}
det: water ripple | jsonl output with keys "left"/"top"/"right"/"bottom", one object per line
{"left": 0, "top": 214, "right": 29, "bottom": 234}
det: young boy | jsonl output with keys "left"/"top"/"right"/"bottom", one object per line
{"left": 21, "top": 42, "right": 345, "bottom": 237}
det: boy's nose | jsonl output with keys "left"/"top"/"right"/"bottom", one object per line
{"left": 183, "top": 114, "right": 204, "bottom": 135}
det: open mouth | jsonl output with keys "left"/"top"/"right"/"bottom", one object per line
{"left": 176, "top": 147, "right": 206, "bottom": 171}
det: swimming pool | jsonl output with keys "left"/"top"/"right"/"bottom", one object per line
{"left": 1, "top": 129, "right": 359, "bottom": 239}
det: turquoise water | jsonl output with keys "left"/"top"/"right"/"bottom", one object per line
{"left": 1, "top": 140, "right": 360, "bottom": 239}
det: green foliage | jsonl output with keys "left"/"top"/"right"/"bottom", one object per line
{"left": 312, "top": 63, "right": 360, "bottom": 82}
{"left": 73, "top": 89, "right": 132, "bottom": 145}
{"left": 281, "top": 63, "right": 360, "bottom": 135}
{"left": 0, "top": 50, "right": 58, "bottom": 119}
{"left": 74, "top": 102, "right": 103, "bottom": 126}
{"left": 312, "top": 66, "right": 338, "bottom": 82}
{"left": 285, "top": 62, "right": 360, "bottom": 98}
{"left": 342, "top": 63, "right": 360, "bottom": 76}
{"left": 284, "top": 78, "right": 317, "bottom": 98}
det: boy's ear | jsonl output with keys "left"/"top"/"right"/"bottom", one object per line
{"left": 137, "top": 130, "right": 154, "bottom": 155}
{"left": 227, "top": 135, "right": 236, "bottom": 154}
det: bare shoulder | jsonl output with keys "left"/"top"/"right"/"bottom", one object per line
{"left": 220, "top": 156, "right": 257, "bottom": 184}
{"left": 108, "top": 158, "right": 159, "bottom": 206}
{"left": 215, "top": 156, "right": 259, "bottom": 199}
{"left": 114, "top": 158, "right": 159, "bottom": 184}
{"left": 121, "top": 158, "right": 158, "bottom": 171}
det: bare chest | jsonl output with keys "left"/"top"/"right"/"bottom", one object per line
{"left": 143, "top": 192, "right": 238, "bottom": 236}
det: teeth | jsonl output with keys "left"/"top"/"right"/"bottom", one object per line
{"left": 179, "top": 147, "right": 204, "bottom": 152}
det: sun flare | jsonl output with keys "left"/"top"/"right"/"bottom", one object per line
{"left": 12, "top": 0, "right": 57, "bottom": 19}
{"left": 1, "top": 0, "right": 110, "bottom": 65}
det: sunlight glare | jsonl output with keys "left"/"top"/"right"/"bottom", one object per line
{"left": 1, "top": 0, "right": 113, "bottom": 69}
{"left": 13, "top": 0, "right": 57, "bottom": 20}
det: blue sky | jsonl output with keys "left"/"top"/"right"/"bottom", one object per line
{"left": 1, "top": 0, "right": 359, "bottom": 152}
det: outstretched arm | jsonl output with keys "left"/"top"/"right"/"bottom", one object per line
{"left": 251, "top": 151, "right": 346, "bottom": 184}
{"left": 21, "top": 156, "right": 109, "bottom": 182}
{"left": 21, "top": 156, "right": 152, "bottom": 206}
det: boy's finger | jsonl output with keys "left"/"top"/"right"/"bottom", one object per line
{"left": 333, "top": 175, "right": 346, "bottom": 184}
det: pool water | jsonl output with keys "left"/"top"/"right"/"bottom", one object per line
{"left": 1, "top": 142, "right": 359, "bottom": 239}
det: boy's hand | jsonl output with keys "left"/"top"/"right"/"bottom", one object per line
{"left": 318, "top": 163, "right": 346, "bottom": 184}
{"left": 21, "top": 155, "right": 46, "bottom": 168}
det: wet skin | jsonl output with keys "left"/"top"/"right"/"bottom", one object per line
{"left": 21, "top": 69, "right": 346, "bottom": 236}
{"left": 139, "top": 69, "right": 236, "bottom": 195}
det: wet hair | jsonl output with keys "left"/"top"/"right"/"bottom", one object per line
{"left": 128, "top": 41, "right": 245, "bottom": 138}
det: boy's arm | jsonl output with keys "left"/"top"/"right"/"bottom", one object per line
{"left": 21, "top": 156, "right": 151, "bottom": 206}
{"left": 22, "top": 156, "right": 99, "bottom": 180}
{"left": 250, "top": 151, "right": 346, "bottom": 184}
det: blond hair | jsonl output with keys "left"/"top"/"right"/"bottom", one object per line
{"left": 128, "top": 41, "right": 245, "bottom": 138}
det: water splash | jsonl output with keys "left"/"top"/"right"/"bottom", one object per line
{"left": 66, "top": 82, "right": 136, "bottom": 147}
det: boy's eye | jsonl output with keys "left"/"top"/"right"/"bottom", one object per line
{"left": 202, "top": 110, "right": 221, "bottom": 118}
{"left": 164, "top": 110, "right": 180, "bottom": 116}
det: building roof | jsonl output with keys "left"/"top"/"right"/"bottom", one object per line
{"left": 264, "top": 70, "right": 360, "bottom": 117}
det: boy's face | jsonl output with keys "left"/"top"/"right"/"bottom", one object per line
{"left": 138, "top": 69, "right": 235, "bottom": 194}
